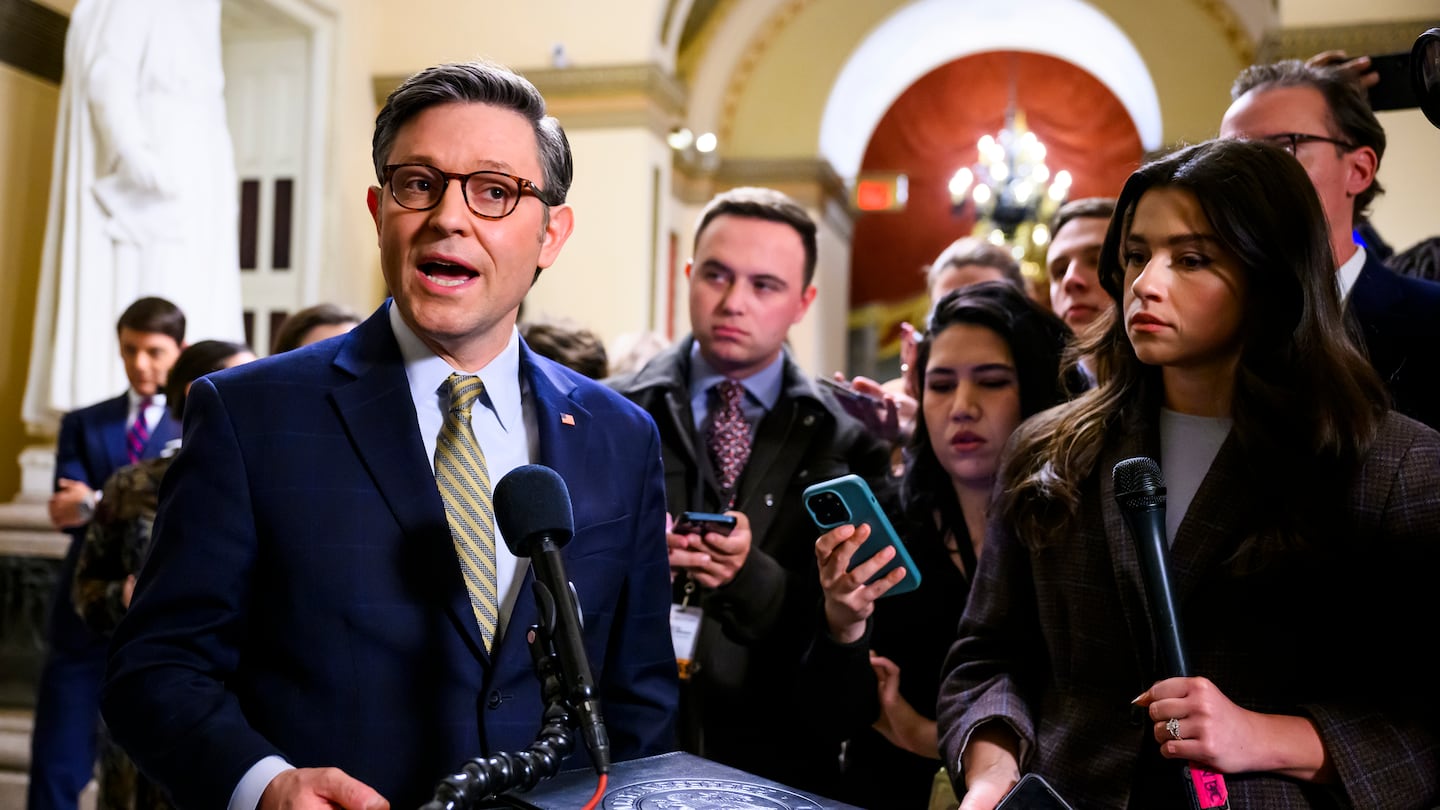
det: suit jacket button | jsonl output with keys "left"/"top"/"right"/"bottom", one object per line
{"left": 764, "top": 493, "right": 775, "bottom": 507}
{"left": 487, "top": 690, "right": 503, "bottom": 710}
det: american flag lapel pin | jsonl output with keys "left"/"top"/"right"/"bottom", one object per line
{"left": 561, "top": 413, "right": 575, "bottom": 426}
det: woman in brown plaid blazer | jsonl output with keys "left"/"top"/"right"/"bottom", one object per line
{"left": 937, "top": 139, "right": 1440, "bottom": 809}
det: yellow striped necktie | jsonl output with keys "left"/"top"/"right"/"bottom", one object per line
{"left": 436, "top": 373, "right": 499, "bottom": 651}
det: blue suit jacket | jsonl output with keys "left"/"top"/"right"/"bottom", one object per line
{"left": 102, "top": 304, "right": 679, "bottom": 809}
{"left": 1348, "top": 249, "right": 1440, "bottom": 430}
{"left": 50, "top": 392, "right": 180, "bottom": 651}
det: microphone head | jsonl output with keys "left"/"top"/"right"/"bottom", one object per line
{"left": 1113, "top": 456, "right": 1166, "bottom": 511}
{"left": 493, "top": 464, "right": 575, "bottom": 557}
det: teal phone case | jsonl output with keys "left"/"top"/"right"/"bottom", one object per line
{"left": 802, "top": 474, "right": 921, "bottom": 597}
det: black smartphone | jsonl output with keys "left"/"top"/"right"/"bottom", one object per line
{"left": 674, "top": 510, "right": 737, "bottom": 537}
{"left": 995, "top": 773, "right": 1075, "bottom": 810}
{"left": 802, "top": 474, "right": 920, "bottom": 597}
{"left": 1367, "top": 51, "right": 1419, "bottom": 111}
{"left": 818, "top": 377, "right": 897, "bottom": 437}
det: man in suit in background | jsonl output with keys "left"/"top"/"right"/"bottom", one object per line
{"left": 1221, "top": 59, "right": 1440, "bottom": 429}
{"left": 29, "top": 295, "right": 184, "bottom": 810}
{"left": 608, "top": 187, "right": 893, "bottom": 793}
{"left": 103, "top": 60, "right": 678, "bottom": 810}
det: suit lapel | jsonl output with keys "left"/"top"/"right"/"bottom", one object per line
{"left": 1099, "top": 423, "right": 1158, "bottom": 676}
{"left": 527, "top": 348, "right": 593, "bottom": 500}
{"left": 1103, "top": 419, "right": 1249, "bottom": 677}
{"left": 498, "top": 346, "right": 594, "bottom": 662}
{"left": 144, "top": 413, "right": 183, "bottom": 459}
{"left": 100, "top": 394, "right": 131, "bottom": 474}
{"left": 328, "top": 312, "right": 472, "bottom": 640}
{"left": 1167, "top": 432, "right": 1248, "bottom": 604}
{"left": 733, "top": 358, "right": 822, "bottom": 515}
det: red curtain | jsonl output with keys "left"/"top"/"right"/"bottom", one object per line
{"left": 850, "top": 51, "right": 1145, "bottom": 307}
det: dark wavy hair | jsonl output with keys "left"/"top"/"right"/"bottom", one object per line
{"left": 164, "top": 340, "right": 252, "bottom": 423}
{"left": 271, "top": 303, "right": 361, "bottom": 354}
{"left": 997, "top": 139, "right": 1386, "bottom": 559}
{"left": 900, "top": 281, "right": 1082, "bottom": 559}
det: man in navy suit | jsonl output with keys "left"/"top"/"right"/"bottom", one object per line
{"left": 1222, "top": 58, "right": 1440, "bottom": 429}
{"left": 29, "top": 296, "right": 184, "bottom": 810}
{"left": 102, "top": 61, "right": 678, "bottom": 810}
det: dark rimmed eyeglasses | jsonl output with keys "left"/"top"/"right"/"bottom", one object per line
{"left": 382, "top": 163, "right": 549, "bottom": 220}
{"left": 1256, "top": 132, "right": 1358, "bottom": 156}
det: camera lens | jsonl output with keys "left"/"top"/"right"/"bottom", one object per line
{"left": 808, "top": 491, "right": 851, "bottom": 525}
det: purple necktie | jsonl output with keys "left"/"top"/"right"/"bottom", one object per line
{"left": 706, "top": 380, "right": 751, "bottom": 502}
{"left": 126, "top": 397, "right": 153, "bottom": 464}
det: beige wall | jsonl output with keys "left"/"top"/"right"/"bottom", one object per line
{"left": 360, "top": 1, "right": 670, "bottom": 75}
{"left": 523, "top": 127, "right": 673, "bottom": 342}
{"left": 1279, "top": 0, "right": 1438, "bottom": 26}
{"left": 0, "top": 65, "right": 62, "bottom": 500}
{"left": 1372, "top": 110, "right": 1440, "bottom": 255}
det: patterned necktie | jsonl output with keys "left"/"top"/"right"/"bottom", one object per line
{"left": 706, "top": 380, "right": 752, "bottom": 501}
{"left": 435, "top": 374, "right": 499, "bottom": 651}
{"left": 126, "top": 397, "right": 153, "bottom": 465}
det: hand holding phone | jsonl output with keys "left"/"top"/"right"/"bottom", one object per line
{"left": 672, "top": 510, "right": 737, "bottom": 537}
{"left": 804, "top": 474, "right": 920, "bottom": 598}
{"left": 669, "top": 510, "right": 749, "bottom": 589}
{"left": 820, "top": 375, "right": 901, "bottom": 440}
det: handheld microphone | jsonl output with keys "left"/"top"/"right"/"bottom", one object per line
{"left": 1112, "top": 456, "right": 1189, "bottom": 677}
{"left": 1112, "top": 457, "right": 1230, "bottom": 810}
{"left": 494, "top": 464, "right": 611, "bottom": 775}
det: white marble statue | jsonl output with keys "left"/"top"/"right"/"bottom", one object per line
{"left": 24, "top": 0, "right": 244, "bottom": 432}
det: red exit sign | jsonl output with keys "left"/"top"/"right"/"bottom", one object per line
{"left": 853, "top": 174, "right": 908, "bottom": 212}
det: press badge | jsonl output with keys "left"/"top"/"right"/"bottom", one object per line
{"left": 669, "top": 604, "right": 702, "bottom": 681}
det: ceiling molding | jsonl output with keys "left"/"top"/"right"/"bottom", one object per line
{"left": 1258, "top": 18, "right": 1436, "bottom": 63}
{"left": 1189, "top": 0, "right": 1258, "bottom": 65}
{"left": 716, "top": 0, "right": 812, "bottom": 148}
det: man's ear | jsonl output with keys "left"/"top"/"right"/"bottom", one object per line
{"left": 537, "top": 204, "right": 575, "bottom": 269}
{"left": 1345, "top": 145, "right": 1379, "bottom": 200}
{"left": 367, "top": 187, "right": 383, "bottom": 237}
{"left": 794, "top": 284, "right": 818, "bottom": 324}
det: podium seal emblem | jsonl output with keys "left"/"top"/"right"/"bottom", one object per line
{"left": 603, "top": 778, "right": 823, "bottom": 809}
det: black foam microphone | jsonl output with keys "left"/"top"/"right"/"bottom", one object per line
{"left": 493, "top": 464, "right": 610, "bottom": 775}
{"left": 1113, "top": 456, "right": 1230, "bottom": 810}
{"left": 1112, "top": 456, "right": 1189, "bottom": 677}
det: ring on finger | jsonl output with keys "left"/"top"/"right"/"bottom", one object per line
{"left": 1166, "top": 717, "right": 1183, "bottom": 741}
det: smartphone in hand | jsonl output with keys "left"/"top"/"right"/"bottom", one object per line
{"left": 803, "top": 474, "right": 920, "bottom": 597}
{"left": 995, "top": 773, "right": 1075, "bottom": 810}
{"left": 673, "top": 510, "right": 737, "bottom": 537}
{"left": 1366, "top": 51, "right": 1419, "bottom": 110}
{"left": 818, "top": 377, "right": 898, "bottom": 438}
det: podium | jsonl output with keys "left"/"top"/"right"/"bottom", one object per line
{"left": 497, "top": 750, "right": 863, "bottom": 809}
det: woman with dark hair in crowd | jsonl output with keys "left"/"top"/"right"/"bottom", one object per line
{"left": 271, "top": 302, "right": 361, "bottom": 354}
{"left": 939, "top": 139, "right": 1440, "bottom": 809}
{"left": 807, "top": 281, "right": 1083, "bottom": 809}
{"left": 72, "top": 339, "right": 254, "bottom": 810}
